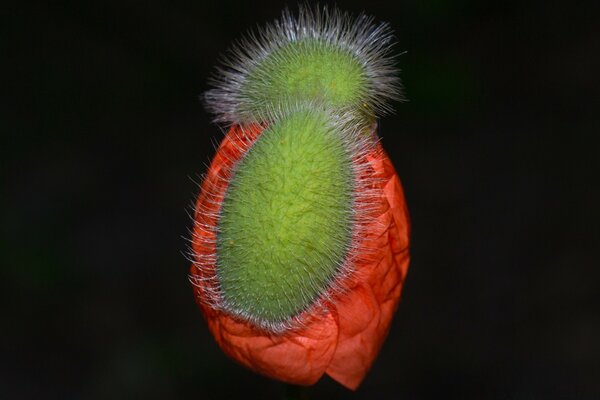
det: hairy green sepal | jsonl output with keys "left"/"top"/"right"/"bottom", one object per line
{"left": 240, "top": 39, "right": 367, "bottom": 116}
{"left": 217, "top": 110, "right": 354, "bottom": 325}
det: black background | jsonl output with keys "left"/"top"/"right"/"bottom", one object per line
{"left": 2, "top": 0, "right": 598, "bottom": 398}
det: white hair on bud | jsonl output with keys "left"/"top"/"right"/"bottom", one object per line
{"left": 188, "top": 102, "right": 389, "bottom": 334}
{"left": 204, "top": 4, "right": 403, "bottom": 125}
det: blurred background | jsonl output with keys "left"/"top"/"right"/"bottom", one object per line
{"left": 2, "top": 0, "right": 598, "bottom": 398}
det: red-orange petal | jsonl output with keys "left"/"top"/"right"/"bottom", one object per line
{"left": 325, "top": 151, "right": 410, "bottom": 389}
{"left": 190, "top": 124, "right": 410, "bottom": 389}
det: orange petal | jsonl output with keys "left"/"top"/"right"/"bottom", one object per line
{"left": 201, "top": 305, "right": 339, "bottom": 385}
{"left": 190, "top": 125, "right": 410, "bottom": 389}
{"left": 325, "top": 146, "right": 410, "bottom": 390}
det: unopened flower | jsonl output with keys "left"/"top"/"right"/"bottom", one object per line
{"left": 189, "top": 6, "right": 410, "bottom": 390}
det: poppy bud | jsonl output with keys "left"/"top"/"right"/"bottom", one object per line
{"left": 189, "top": 5, "right": 410, "bottom": 390}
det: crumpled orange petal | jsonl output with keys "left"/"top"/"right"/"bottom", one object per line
{"left": 190, "top": 124, "right": 410, "bottom": 390}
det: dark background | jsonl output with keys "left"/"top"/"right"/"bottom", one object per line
{"left": 2, "top": 0, "right": 598, "bottom": 398}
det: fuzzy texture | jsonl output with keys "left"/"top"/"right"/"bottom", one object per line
{"left": 217, "top": 108, "right": 354, "bottom": 327}
{"left": 190, "top": 4, "right": 411, "bottom": 390}
{"left": 190, "top": 104, "right": 384, "bottom": 333}
{"left": 189, "top": 123, "right": 410, "bottom": 389}
{"left": 204, "top": 5, "right": 402, "bottom": 125}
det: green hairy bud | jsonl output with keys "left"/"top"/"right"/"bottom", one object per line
{"left": 205, "top": 6, "right": 402, "bottom": 124}
{"left": 217, "top": 107, "right": 354, "bottom": 327}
